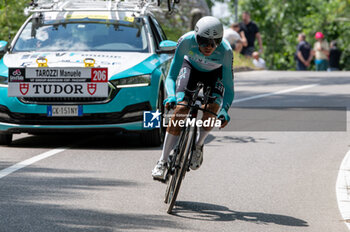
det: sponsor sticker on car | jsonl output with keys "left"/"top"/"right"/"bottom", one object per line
{"left": 7, "top": 67, "right": 108, "bottom": 97}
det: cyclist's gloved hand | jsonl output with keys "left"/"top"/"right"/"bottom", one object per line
{"left": 218, "top": 108, "right": 230, "bottom": 128}
{"left": 163, "top": 96, "right": 177, "bottom": 110}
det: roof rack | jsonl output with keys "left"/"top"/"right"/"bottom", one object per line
{"left": 27, "top": 0, "right": 159, "bottom": 14}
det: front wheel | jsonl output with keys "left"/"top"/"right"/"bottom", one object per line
{"left": 165, "top": 126, "right": 196, "bottom": 214}
{"left": 165, "top": 128, "right": 188, "bottom": 207}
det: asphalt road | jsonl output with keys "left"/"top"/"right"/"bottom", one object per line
{"left": 0, "top": 71, "right": 349, "bottom": 232}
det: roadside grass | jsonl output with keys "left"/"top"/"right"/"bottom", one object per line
{"left": 233, "top": 52, "right": 258, "bottom": 71}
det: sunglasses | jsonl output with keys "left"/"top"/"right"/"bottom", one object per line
{"left": 196, "top": 35, "right": 222, "bottom": 48}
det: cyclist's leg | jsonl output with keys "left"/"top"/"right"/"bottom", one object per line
{"left": 190, "top": 93, "right": 222, "bottom": 170}
{"left": 196, "top": 69, "right": 224, "bottom": 147}
{"left": 190, "top": 69, "right": 224, "bottom": 170}
{"left": 196, "top": 102, "right": 220, "bottom": 145}
{"left": 153, "top": 61, "right": 193, "bottom": 179}
{"left": 159, "top": 103, "right": 190, "bottom": 162}
{"left": 159, "top": 59, "right": 193, "bottom": 163}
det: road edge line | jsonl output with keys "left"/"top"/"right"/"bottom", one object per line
{"left": 0, "top": 147, "right": 67, "bottom": 179}
{"left": 233, "top": 84, "right": 319, "bottom": 103}
{"left": 336, "top": 149, "right": 350, "bottom": 230}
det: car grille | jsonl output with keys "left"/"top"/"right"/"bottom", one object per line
{"left": 19, "top": 97, "right": 110, "bottom": 104}
{"left": 0, "top": 102, "right": 151, "bottom": 125}
{"left": 18, "top": 83, "right": 118, "bottom": 105}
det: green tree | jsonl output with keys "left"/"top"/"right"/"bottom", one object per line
{"left": 231, "top": 0, "right": 350, "bottom": 70}
{"left": 0, "top": 0, "right": 28, "bottom": 42}
{"left": 205, "top": 0, "right": 225, "bottom": 10}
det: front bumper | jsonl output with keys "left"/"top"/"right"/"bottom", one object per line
{"left": 0, "top": 84, "right": 159, "bottom": 134}
{"left": 0, "top": 121, "right": 145, "bottom": 134}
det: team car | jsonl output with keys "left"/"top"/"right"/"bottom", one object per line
{"left": 0, "top": 0, "right": 177, "bottom": 146}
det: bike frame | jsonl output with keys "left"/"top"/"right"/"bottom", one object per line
{"left": 164, "top": 82, "right": 217, "bottom": 214}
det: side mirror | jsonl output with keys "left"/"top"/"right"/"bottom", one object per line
{"left": 0, "top": 41, "right": 8, "bottom": 51}
{"left": 158, "top": 40, "right": 177, "bottom": 53}
{"left": 0, "top": 41, "right": 8, "bottom": 56}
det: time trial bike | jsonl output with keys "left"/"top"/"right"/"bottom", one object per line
{"left": 163, "top": 82, "right": 222, "bottom": 214}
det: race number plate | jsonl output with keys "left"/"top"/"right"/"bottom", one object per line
{"left": 47, "top": 105, "right": 83, "bottom": 117}
{"left": 8, "top": 67, "right": 108, "bottom": 97}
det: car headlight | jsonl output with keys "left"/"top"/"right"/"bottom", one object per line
{"left": 0, "top": 75, "right": 8, "bottom": 86}
{"left": 110, "top": 75, "right": 151, "bottom": 88}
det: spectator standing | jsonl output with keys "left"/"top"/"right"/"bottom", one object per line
{"left": 295, "top": 33, "right": 312, "bottom": 70}
{"left": 313, "top": 32, "right": 329, "bottom": 71}
{"left": 252, "top": 51, "right": 266, "bottom": 69}
{"left": 223, "top": 23, "right": 247, "bottom": 53}
{"left": 328, "top": 40, "right": 342, "bottom": 71}
{"left": 239, "top": 12, "right": 263, "bottom": 57}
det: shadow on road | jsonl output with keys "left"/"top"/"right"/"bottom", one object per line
{"left": 172, "top": 201, "right": 308, "bottom": 227}
{"left": 9, "top": 133, "right": 270, "bottom": 150}
{"left": 205, "top": 134, "right": 273, "bottom": 145}
{"left": 0, "top": 203, "right": 181, "bottom": 232}
{"left": 0, "top": 166, "right": 183, "bottom": 232}
{"left": 8, "top": 133, "right": 162, "bottom": 151}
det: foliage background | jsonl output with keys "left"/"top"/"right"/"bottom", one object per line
{"left": 165, "top": 0, "right": 350, "bottom": 71}
{"left": 224, "top": 0, "right": 350, "bottom": 70}
{"left": 0, "top": 0, "right": 349, "bottom": 70}
{"left": 0, "top": 0, "right": 27, "bottom": 41}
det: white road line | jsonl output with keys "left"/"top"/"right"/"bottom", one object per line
{"left": 0, "top": 147, "right": 67, "bottom": 179}
{"left": 337, "top": 149, "right": 350, "bottom": 230}
{"left": 233, "top": 84, "right": 319, "bottom": 103}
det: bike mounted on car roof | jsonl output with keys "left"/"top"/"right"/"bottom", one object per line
{"left": 27, "top": 0, "right": 181, "bottom": 13}
{"left": 1, "top": 0, "right": 181, "bottom": 55}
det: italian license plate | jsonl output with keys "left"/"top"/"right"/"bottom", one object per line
{"left": 47, "top": 105, "right": 83, "bottom": 117}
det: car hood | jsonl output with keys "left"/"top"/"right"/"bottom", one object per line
{"left": 1, "top": 52, "right": 160, "bottom": 79}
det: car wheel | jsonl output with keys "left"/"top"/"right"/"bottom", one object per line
{"left": 140, "top": 85, "right": 165, "bottom": 147}
{"left": 0, "top": 133, "right": 12, "bottom": 146}
{"left": 140, "top": 129, "right": 162, "bottom": 147}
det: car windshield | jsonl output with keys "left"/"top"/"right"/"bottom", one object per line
{"left": 12, "top": 17, "right": 149, "bottom": 52}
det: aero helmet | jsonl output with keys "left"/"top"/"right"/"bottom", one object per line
{"left": 194, "top": 16, "right": 223, "bottom": 47}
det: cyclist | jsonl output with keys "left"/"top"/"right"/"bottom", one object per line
{"left": 152, "top": 16, "right": 234, "bottom": 180}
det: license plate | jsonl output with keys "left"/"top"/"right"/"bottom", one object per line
{"left": 47, "top": 105, "right": 83, "bottom": 117}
